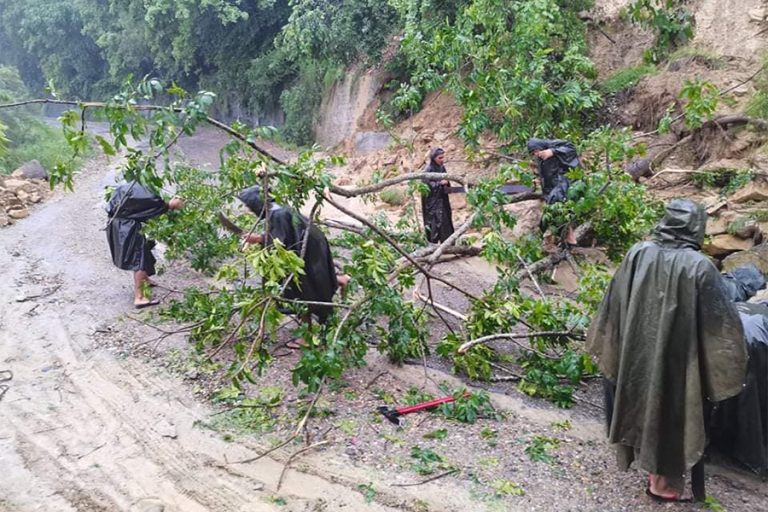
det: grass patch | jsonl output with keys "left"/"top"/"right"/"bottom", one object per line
{"left": 667, "top": 46, "right": 723, "bottom": 69}
{"left": 600, "top": 64, "right": 656, "bottom": 94}
{"left": 379, "top": 188, "right": 408, "bottom": 206}
{"left": 0, "top": 119, "right": 86, "bottom": 176}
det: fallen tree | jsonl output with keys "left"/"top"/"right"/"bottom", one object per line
{"left": 0, "top": 80, "right": 659, "bottom": 407}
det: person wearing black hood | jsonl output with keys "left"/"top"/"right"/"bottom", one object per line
{"left": 527, "top": 138, "right": 580, "bottom": 245}
{"left": 421, "top": 148, "right": 455, "bottom": 243}
{"left": 106, "top": 182, "right": 184, "bottom": 308}
{"left": 237, "top": 186, "right": 349, "bottom": 347}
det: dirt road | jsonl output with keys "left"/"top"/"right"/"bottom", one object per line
{"left": 0, "top": 149, "right": 404, "bottom": 512}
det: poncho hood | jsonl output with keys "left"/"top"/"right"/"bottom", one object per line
{"left": 652, "top": 198, "right": 707, "bottom": 250}
{"left": 238, "top": 186, "right": 268, "bottom": 219}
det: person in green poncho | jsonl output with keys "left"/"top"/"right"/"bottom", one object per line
{"left": 586, "top": 198, "right": 747, "bottom": 502}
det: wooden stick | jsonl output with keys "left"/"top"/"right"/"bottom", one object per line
{"left": 276, "top": 441, "right": 330, "bottom": 491}
{"left": 391, "top": 468, "right": 460, "bottom": 487}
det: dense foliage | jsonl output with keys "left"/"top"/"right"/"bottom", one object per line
{"left": 0, "top": 0, "right": 398, "bottom": 144}
{"left": 0, "top": 66, "right": 74, "bottom": 174}
{"left": 383, "top": 0, "right": 600, "bottom": 148}
{"left": 626, "top": 0, "right": 694, "bottom": 64}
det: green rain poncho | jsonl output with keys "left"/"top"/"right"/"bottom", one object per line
{"left": 586, "top": 198, "right": 747, "bottom": 481}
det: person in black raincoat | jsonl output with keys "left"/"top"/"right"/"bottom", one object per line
{"left": 421, "top": 148, "right": 455, "bottom": 243}
{"left": 587, "top": 198, "right": 747, "bottom": 502}
{"left": 527, "top": 138, "right": 580, "bottom": 245}
{"left": 238, "top": 186, "right": 349, "bottom": 347}
{"left": 106, "top": 182, "right": 184, "bottom": 308}
{"left": 720, "top": 264, "right": 766, "bottom": 303}
{"left": 708, "top": 265, "right": 768, "bottom": 476}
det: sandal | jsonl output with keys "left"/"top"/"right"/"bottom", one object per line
{"left": 134, "top": 299, "right": 161, "bottom": 309}
{"left": 285, "top": 339, "right": 307, "bottom": 350}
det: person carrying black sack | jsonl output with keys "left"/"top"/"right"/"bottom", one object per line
{"left": 421, "top": 147, "right": 455, "bottom": 243}
{"left": 106, "top": 182, "right": 184, "bottom": 308}
{"left": 527, "top": 138, "right": 580, "bottom": 245}
{"left": 238, "top": 186, "right": 349, "bottom": 348}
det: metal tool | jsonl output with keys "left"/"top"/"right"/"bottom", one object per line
{"left": 377, "top": 392, "right": 469, "bottom": 425}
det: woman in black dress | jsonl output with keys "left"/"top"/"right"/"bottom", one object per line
{"left": 421, "top": 148, "right": 455, "bottom": 243}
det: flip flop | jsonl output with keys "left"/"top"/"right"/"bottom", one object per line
{"left": 645, "top": 486, "right": 693, "bottom": 503}
{"left": 134, "top": 300, "right": 161, "bottom": 310}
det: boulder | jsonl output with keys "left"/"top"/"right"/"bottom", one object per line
{"left": 353, "top": 132, "right": 391, "bottom": 155}
{"left": 7, "top": 207, "right": 29, "bottom": 220}
{"left": 729, "top": 219, "right": 762, "bottom": 240}
{"left": 723, "top": 244, "right": 768, "bottom": 274}
{"left": 501, "top": 199, "right": 543, "bottom": 240}
{"left": 702, "top": 234, "right": 753, "bottom": 257}
{"left": 4, "top": 196, "right": 23, "bottom": 209}
{"left": 12, "top": 160, "right": 47, "bottom": 180}
{"left": 729, "top": 181, "right": 768, "bottom": 203}
{"left": 706, "top": 216, "right": 729, "bottom": 236}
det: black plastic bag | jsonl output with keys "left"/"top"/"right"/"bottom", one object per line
{"left": 106, "top": 183, "right": 167, "bottom": 275}
{"left": 709, "top": 302, "right": 768, "bottom": 476}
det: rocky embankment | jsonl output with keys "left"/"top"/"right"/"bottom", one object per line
{"left": 0, "top": 160, "right": 50, "bottom": 226}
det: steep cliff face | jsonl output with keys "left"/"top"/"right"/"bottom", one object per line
{"left": 314, "top": 64, "right": 389, "bottom": 150}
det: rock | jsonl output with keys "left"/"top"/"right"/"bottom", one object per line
{"left": 7, "top": 207, "right": 29, "bottom": 220}
{"left": 729, "top": 219, "right": 762, "bottom": 240}
{"left": 502, "top": 199, "right": 543, "bottom": 240}
{"left": 4, "top": 197, "right": 23, "bottom": 209}
{"left": 729, "top": 181, "right": 768, "bottom": 203}
{"left": 0, "top": 211, "right": 11, "bottom": 226}
{"left": 706, "top": 216, "right": 729, "bottom": 236}
{"left": 12, "top": 160, "right": 48, "bottom": 180}
{"left": 699, "top": 158, "right": 748, "bottom": 172}
{"left": 732, "top": 85, "right": 751, "bottom": 97}
{"left": 1, "top": 179, "right": 32, "bottom": 194}
{"left": 29, "top": 192, "right": 41, "bottom": 203}
{"left": 449, "top": 191, "right": 467, "bottom": 210}
{"left": 355, "top": 132, "right": 391, "bottom": 154}
{"left": 154, "top": 419, "right": 177, "bottom": 439}
{"left": 16, "top": 190, "right": 29, "bottom": 202}
{"left": 749, "top": 8, "right": 766, "bottom": 22}
{"left": 723, "top": 244, "right": 768, "bottom": 274}
{"left": 702, "top": 234, "right": 753, "bottom": 256}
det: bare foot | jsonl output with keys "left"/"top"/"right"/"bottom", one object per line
{"left": 337, "top": 274, "right": 351, "bottom": 288}
{"left": 647, "top": 474, "right": 690, "bottom": 502}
